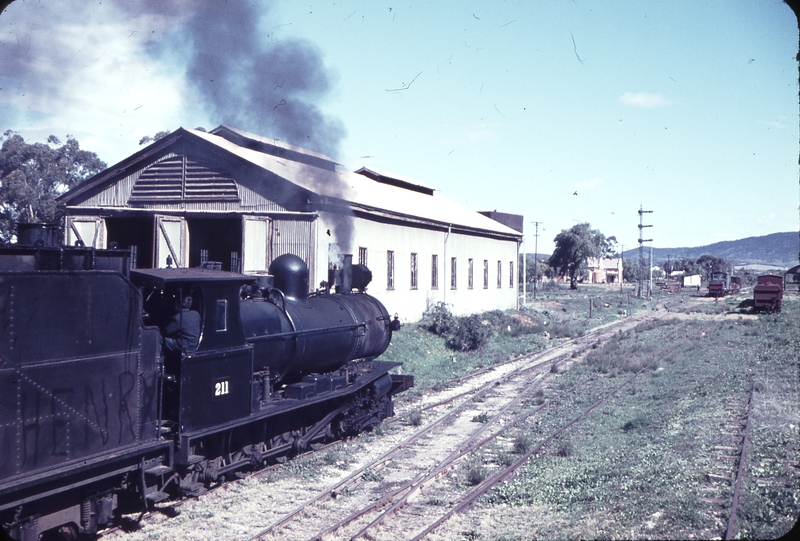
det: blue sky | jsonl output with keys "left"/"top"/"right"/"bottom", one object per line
{"left": 1, "top": 0, "right": 797, "bottom": 255}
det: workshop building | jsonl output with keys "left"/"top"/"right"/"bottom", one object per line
{"left": 58, "top": 126, "right": 522, "bottom": 321}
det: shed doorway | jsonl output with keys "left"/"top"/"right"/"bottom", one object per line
{"left": 186, "top": 217, "right": 242, "bottom": 271}
{"left": 105, "top": 216, "right": 154, "bottom": 269}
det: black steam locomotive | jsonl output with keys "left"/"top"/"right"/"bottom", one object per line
{"left": 0, "top": 224, "right": 412, "bottom": 541}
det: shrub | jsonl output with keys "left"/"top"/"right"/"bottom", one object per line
{"left": 446, "top": 314, "right": 494, "bottom": 351}
{"left": 423, "top": 302, "right": 457, "bottom": 336}
{"left": 362, "top": 469, "right": 384, "bottom": 482}
{"left": 464, "top": 458, "right": 489, "bottom": 486}
{"left": 497, "top": 451, "right": 517, "bottom": 466}
{"left": 513, "top": 433, "right": 532, "bottom": 454}
{"left": 621, "top": 415, "right": 650, "bottom": 432}
{"left": 554, "top": 440, "right": 574, "bottom": 457}
{"left": 423, "top": 303, "right": 494, "bottom": 351}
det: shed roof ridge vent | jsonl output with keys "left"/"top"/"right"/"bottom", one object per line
{"left": 207, "top": 125, "right": 340, "bottom": 171}
{"left": 354, "top": 166, "right": 435, "bottom": 196}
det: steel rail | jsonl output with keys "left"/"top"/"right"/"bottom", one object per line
{"left": 408, "top": 344, "right": 681, "bottom": 541}
{"left": 388, "top": 316, "right": 639, "bottom": 421}
{"left": 246, "top": 337, "right": 583, "bottom": 541}
{"left": 724, "top": 380, "right": 756, "bottom": 540}
{"left": 310, "top": 373, "right": 598, "bottom": 541}
{"left": 260, "top": 318, "right": 680, "bottom": 541}
{"left": 344, "top": 373, "right": 554, "bottom": 541}
{"left": 242, "top": 360, "right": 533, "bottom": 541}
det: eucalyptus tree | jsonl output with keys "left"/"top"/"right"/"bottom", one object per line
{"left": 548, "top": 223, "right": 617, "bottom": 290}
{"left": 0, "top": 130, "right": 105, "bottom": 241}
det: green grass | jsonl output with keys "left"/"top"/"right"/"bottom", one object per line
{"left": 383, "top": 284, "right": 650, "bottom": 391}
{"left": 477, "top": 297, "right": 799, "bottom": 540}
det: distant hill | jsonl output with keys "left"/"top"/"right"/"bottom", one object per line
{"left": 622, "top": 232, "right": 798, "bottom": 268}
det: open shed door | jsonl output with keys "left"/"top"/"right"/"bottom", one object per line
{"left": 155, "top": 215, "right": 188, "bottom": 268}
{"left": 66, "top": 216, "right": 106, "bottom": 248}
{"left": 242, "top": 216, "right": 271, "bottom": 273}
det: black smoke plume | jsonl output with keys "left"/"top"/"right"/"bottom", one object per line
{"left": 179, "top": 2, "right": 346, "bottom": 159}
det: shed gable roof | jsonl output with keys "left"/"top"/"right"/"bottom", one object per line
{"left": 59, "top": 126, "right": 521, "bottom": 239}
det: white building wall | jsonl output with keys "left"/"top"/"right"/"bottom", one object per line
{"left": 314, "top": 212, "right": 519, "bottom": 322}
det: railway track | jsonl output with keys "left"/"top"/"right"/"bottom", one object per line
{"left": 241, "top": 315, "right": 687, "bottom": 541}
{"left": 695, "top": 381, "right": 756, "bottom": 540}
{"left": 244, "top": 350, "right": 574, "bottom": 540}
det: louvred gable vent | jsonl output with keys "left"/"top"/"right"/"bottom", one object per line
{"left": 129, "top": 155, "right": 240, "bottom": 202}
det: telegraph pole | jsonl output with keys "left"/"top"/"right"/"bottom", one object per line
{"left": 531, "top": 221, "right": 543, "bottom": 299}
{"left": 620, "top": 244, "right": 624, "bottom": 294}
{"left": 521, "top": 235, "right": 526, "bottom": 309}
{"left": 637, "top": 205, "right": 653, "bottom": 298}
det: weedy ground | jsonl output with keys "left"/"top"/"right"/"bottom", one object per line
{"left": 382, "top": 283, "right": 647, "bottom": 390}
{"left": 275, "top": 287, "right": 798, "bottom": 540}
{"left": 461, "top": 296, "right": 799, "bottom": 540}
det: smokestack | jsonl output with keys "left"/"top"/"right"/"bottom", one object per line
{"left": 328, "top": 253, "right": 353, "bottom": 294}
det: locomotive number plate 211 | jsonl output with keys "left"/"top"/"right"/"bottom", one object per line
{"left": 214, "top": 379, "right": 230, "bottom": 397}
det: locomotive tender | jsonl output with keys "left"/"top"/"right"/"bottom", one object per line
{"left": 0, "top": 225, "right": 412, "bottom": 541}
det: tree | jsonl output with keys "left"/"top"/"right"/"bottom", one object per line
{"left": 518, "top": 253, "right": 548, "bottom": 284}
{"left": 0, "top": 131, "right": 106, "bottom": 242}
{"left": 661, "top": 257, "right": 702, "bottom": 277}
{"left": 622, "top": 257, "right": 640, "bottom": 283}
{"left": 696, "top": 254, "right": 729, "bottom": 280}
{"left": 548, "top": 223, "right": 616, "bottom": 289}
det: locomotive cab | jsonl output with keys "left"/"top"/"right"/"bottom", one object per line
{"left": 131, "top": 268, "right": 256, "bottom": 434}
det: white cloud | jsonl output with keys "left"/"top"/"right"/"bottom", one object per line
{"left": 764, "top": 116, "right": 789, "bottom": 130}
{"left": 1, "top": 3, "right": 202, "bottom": 164}
{"left": 619, "top": 92, "right": 673, "bottom": 108}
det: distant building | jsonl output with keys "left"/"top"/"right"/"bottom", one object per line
{"left": 682, "top": 274, "right": 701, "bottom": 288}
{"left": 585, "top": 257, "right": 622, "bottom": 284}
{"left": 786, "top": 264, "right": 800, "bottom": 291}
{"left": 57, "top": 125, "right": 522, "bottom": 321}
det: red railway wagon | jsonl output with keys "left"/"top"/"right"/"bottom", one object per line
{"left": 753, "top": 274, "right": 784, "bottom": 312}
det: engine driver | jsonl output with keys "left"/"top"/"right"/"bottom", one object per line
{"left": 163, "top": 295, "right": 201, "bottom": 353}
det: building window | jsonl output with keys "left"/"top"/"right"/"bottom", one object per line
{"left": 387, "top": 250, "right": 394, "bottom": 290}
{"left": 468, "top": 258, "right": 474, "bottom": 289}
{"left": 358, "top": 247, "right": 368, "bottom": 266}
{"left": 431, "top": 254, "right": 438, "bottom": 289}
{"left": 497, "top": 261, "right": 502, "bottom": 288}
{"left": 483, "top": 260, "right": 489, "bottom": 289}
{"left": 410, "top": 253, "right": 418, "bottom": 290}
{"left": 509, "top": 261, "right": 514, "bottom": 287}
{"left": 450, "top": 257, "right": 457, "bottom": 290}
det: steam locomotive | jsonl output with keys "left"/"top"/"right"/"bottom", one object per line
{"left": 707, "top": 271, "right": 741, "bottom": 298}
{"left": 0, "top": 224, "right": 412, "bottom": 541}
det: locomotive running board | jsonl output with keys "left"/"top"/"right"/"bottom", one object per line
{"left": 174, "top": 360, "right": 410, "bottom": 465}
